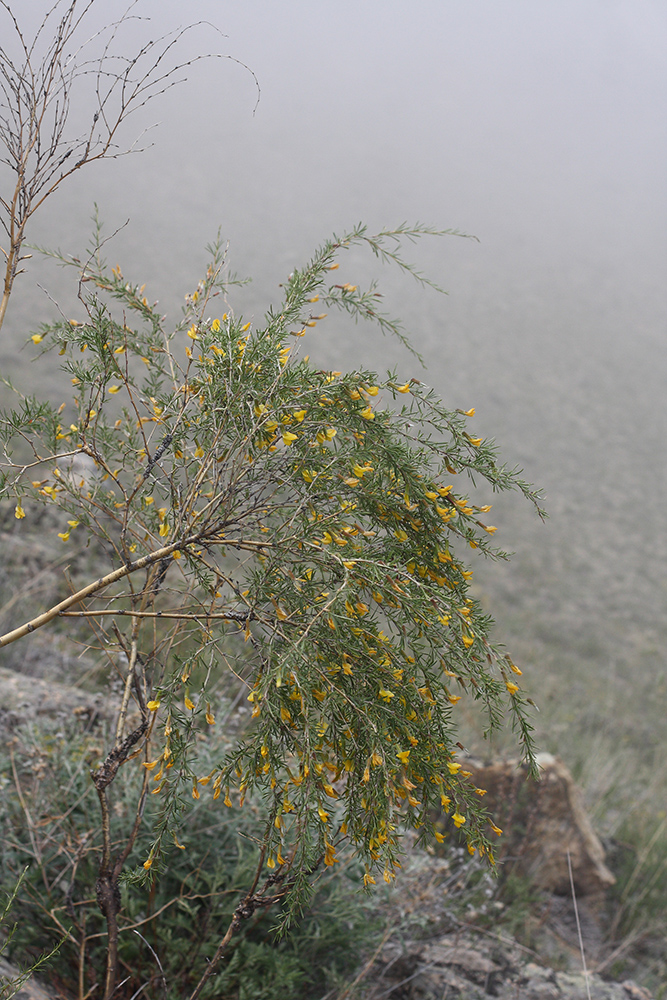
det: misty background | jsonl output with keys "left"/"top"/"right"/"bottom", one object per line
{"left": 2, "top": 0, "right": 666, "bottom": 807}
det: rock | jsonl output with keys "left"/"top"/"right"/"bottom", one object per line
{"left": 0, "top": 957, "right": 56, "bottom": 1000}
{"left": 461, "top": 753, "right": 616, "bottom": 898}
{"left": 362, "top": 929, "right": 656, "bottom": 1000}
{"left": 0, "top": 665, "right": 108, "bottom": 736}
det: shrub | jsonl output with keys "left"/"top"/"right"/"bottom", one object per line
{"left": 0, "top": 219, "right": 543, "bottom": 997}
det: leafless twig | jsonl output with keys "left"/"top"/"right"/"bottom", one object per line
{"left": 0, "top": 0, "right": 259, "bottom": 331}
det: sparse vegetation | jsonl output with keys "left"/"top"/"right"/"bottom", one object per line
{"left": 1, "top": 3, "right": 664, "bottom": 1000}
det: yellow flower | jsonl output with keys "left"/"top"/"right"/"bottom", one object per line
{"left": 360, "top": 405, "right": 375, "bottom": 420}
{"left": 108, "top": 385, "right": 121, "bottom": 394}
{"left": 469, "top": 437, "right": 483, "bottom": 447}
{"left": 147, "top": 700, "right": 160, "bottom": 711}
{"left": 490, "top": 822, "right": 503, "bottom": 836}
{"left": 396, "top": 750, "right": 410, "bottom": 764}
{"left": 395, "top": 382, "right": 411, "bottom": 393}
{"left": 447, "top": 762, "right": 462, "bottom": 774}
{"left": 187, "top": 325, "right": 198, "bottom": 340}
{"left": 317, "top": 805, "right": 329, "bottom": 823}
{"left": 159, "top": 523, "right": 170, "bottom": 537}
{"left": 363, "top": 872, "right": 376, "bottom": 887}
{"left": 57, "top": 531, "right": 70, "bottom": 542}
{"left": 378, "top": 688, "right": 394, "bottom": 702}
{"left": 293, "top": 409, "right": 307, "bottom": 422}
{"left": 452, "top": 812, "right": 466, "bottom": 828}
{"left": 505, "top": 681, "right": 519, "bottom": 695}
{"left": 14, "top": 504, "right": 25, "bottom": 519}
{"left": 463, "top": 407, "right": 475, "bottom": 416}
{"left": 143, "top": 857, "right": 153, "bottom": 870}
{"left": 184, "top": 695, "right": 195, "bottom": 711}
{"left": 282, "top": 431, "right": 298, "bottom": 445}
{"left": 211, "top": 318, "right": 221, "bottom": 332}
{"left": 31, "top": 333, "right": 44, "bottom": 344}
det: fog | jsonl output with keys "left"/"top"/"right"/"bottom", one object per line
{"left": 2, "top": 1, "right": 666, "bottom": 761}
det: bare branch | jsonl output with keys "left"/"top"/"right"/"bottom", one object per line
{"left": 0, "top": 0, "right": 259, "bottom": 331}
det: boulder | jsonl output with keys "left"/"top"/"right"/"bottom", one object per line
{"left": 462, "top": 753, "right": 615, "bottom": 898}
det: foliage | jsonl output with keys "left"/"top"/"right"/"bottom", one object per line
{"left": 0, "top": 217, "right": 544, "bottom": 995}
{"left": 0, "top": 717, "right": 383, "bottom": 1000}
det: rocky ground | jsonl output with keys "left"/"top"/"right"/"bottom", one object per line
{"left": 0, "top": 514, "right": 661, "bottom": 1000}
{"left": 351, "top": 846, "right": 654, "bottom": 1000}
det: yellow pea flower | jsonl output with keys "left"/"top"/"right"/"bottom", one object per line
{"left": 452, "top": 812, "right": 466, "bottom": 828}
{"left": 14, "top": 504, "right": 25, "bottom": 519}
